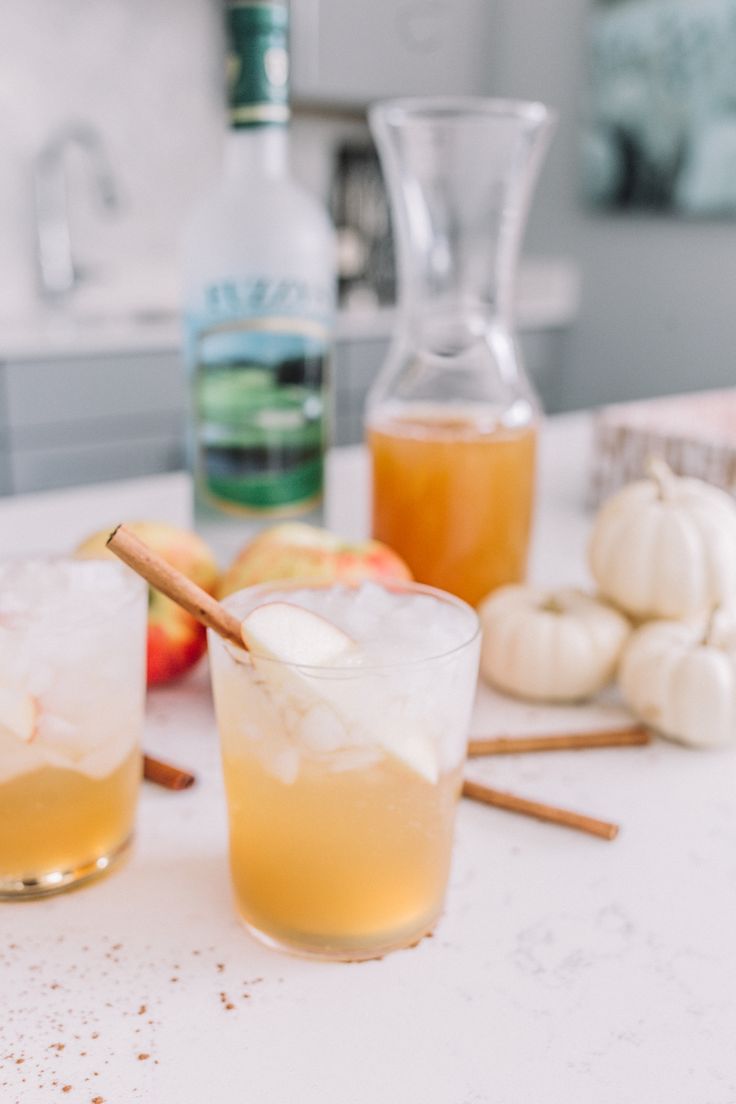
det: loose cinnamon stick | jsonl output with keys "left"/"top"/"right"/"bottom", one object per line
{"left": 468, "top": 725, "right": 650, "bottom": 757}
{"left": 107, "top": 524, "right": 243, "bottom": 647}
{"left": 462, "top": 778, "right": 619, "bottom": 841}
{"left": 143, "top": 754, "right": 196, "bottom": 791}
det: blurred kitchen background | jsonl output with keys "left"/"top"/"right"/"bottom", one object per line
{"left": 1, "top": 0, "right": 735, "bottom": 495}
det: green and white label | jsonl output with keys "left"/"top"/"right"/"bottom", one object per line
{"left": 187, "top": 277, "right": 330, "bottom": 514}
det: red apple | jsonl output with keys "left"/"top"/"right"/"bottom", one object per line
{"left": 218, "top": 522, "right": 412, "bottom": 598}
{"left": 75, "top": 521, "right": 219, "bottom": 686}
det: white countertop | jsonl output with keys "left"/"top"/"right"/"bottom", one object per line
{"left": 0, "top": 257, "right": 579, "bottom": 362}
{"left": 2, "top": 415, "right": 736, "bottom": 1104}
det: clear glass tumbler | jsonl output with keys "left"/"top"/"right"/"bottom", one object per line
{"left": 208, "top": 579, "right": 480, "bottom": 961}
{"left": 0, "top": 559, "right": 147, "bottom": 898}
{"left": 367, "top": 97, "right": 556, "bottom": 607}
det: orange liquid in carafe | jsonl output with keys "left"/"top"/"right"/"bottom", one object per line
{"left": 369, "top": 408, "right": 537, "bottom": 606}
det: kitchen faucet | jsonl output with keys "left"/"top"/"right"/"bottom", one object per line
{"left": 33, "top": 121, "right": 120, "bottom": 303}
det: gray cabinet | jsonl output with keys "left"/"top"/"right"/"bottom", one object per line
{"left": 0, "top": 351, "right": 186, "bottom": 495}
{"left": 333, "top": 337, "right": 387, "bottom": 446}
{"left": 0, "top": 325, "right": 568, "bottom": 494}
{"left": 291, "top": 0, "right": 496, "bottom": 106}
{"left": 0, "top": 379, "right": 10, "bottom": 494}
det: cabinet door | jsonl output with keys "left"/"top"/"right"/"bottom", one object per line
{"left": 291, "top": 0, "right": 496, "bottom": 105}
{"left": 4, "top": 351, "right": 186, "bottom": 494}
{"left": 4, "top": 352, "right": 185, "bottom": 431}
{"left": 333, "top": 337, "right": 387, "bottom": 446}
{"left": 11, "top": 435, "right": 185, "bottom": 495}
{"left": 0, "top": 366, "right": 11, "bottom": 494}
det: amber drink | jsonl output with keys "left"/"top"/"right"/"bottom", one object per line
{"left": 0, "top": 560, "right": 147, "bottom": 897}
{"left": 208, "top": 580, "right": 480, "bottom": 960}
{"left": 370, "top": 405, "right": 537, "bottom": 606}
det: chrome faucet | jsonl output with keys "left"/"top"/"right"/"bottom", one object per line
{"left": 33, "top": 122, "right": 120, "bottom": 303}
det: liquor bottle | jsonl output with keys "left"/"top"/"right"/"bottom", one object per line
{"left": 182, "top": 0, "right": 336, "bottom": 562}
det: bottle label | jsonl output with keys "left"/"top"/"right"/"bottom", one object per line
{"left": 227, "top": 2, "right": 290, "bottom": 128}
{"left": 187, "top": 277, "right": 331, "bottom": 515}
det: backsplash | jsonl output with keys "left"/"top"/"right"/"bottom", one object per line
{"left": 0, "top": 0, "right": 225, "bottom": 316}
{"left": 0, "top": 0, "right": 359, "bottom": 320}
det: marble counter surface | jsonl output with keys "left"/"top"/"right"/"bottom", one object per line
{"left": 2, "top": 415, "right": 735, "bottom": 1104}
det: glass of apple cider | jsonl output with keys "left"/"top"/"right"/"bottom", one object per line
{"left": 0, "top": 559, "right": 147, "bottom": 898}
{"left": 369, "top": 407, "right": 538, "bottom": 607}
{"left": 208, "top": 579, "right": 480, "bottom": 961}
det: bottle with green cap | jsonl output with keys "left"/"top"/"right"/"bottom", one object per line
{"left": 182, "top": 1, "right": 336, "bottom": 561}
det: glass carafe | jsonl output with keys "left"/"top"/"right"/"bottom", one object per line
{"left": 366, "top": 98, "right": 556, "bottom": 606}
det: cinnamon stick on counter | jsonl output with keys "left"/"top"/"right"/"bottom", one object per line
{"left": 462, "top": 779, "right": 619, "bottom": 841}
{"left": 143, "top": 755, "right": 196, "bottom": 791}
{"left": 107, "top": 524, "right": 243, "bottom": 647}
{"left": 468, "top": 725, "right": 650, "bottom": 757}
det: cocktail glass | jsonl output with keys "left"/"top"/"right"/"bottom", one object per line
{"left": 0, "top": 559, "right": 147, "bottom": 898}
{"left": 208, "top": 579, "right": 480, "bottom": 961}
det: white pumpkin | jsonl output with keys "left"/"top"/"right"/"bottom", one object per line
{"left": 589, "top": 459, "right": 736, "bottom": 621}
{"left": 479, "top": 585, "right": 631, "bottom": 703}
{"left": 619, "top": 611, "right": 736, "bottom": 747}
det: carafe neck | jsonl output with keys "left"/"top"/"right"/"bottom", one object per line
{"left": 371, "top": 98, "right": 555, "bottom": 345}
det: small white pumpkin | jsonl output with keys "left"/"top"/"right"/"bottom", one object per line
{"left": 619, "top": 611, "right": 736, "bottom": 747}
{"left": 479, "top": 585, "right": 631, "bottom": 703}
{"left": 589, "top": 459, "right": 736, "bottom": 621}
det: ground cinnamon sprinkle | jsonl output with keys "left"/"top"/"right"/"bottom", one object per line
{"left": 62, "top": 1087, "right": 71, "bottom": 1094}
{"left": 137, "top": 1053, "right": 150, "bottom": 1062}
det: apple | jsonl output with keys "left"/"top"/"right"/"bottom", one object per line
{"left": 75, "top": 521, "right": 219, "bottom": 686}
{"left": 218, "top": 522, "right": 412, "bottom": 598}
{"left": 240, "top": 601, "right": 355, "bottom": 665}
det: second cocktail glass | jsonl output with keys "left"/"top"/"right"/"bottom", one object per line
{"left": 0, "top": 559, "right": 147, "bottom": 898}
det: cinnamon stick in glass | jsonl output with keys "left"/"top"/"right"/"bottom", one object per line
{"left": 106, "top": 524, "right": 243, "bottom": 647}
{"left": 468, "top": 725, "right": 649, "bottom": 757}
{"left": 462, "top": 778, "right": 619, "bottom": 841}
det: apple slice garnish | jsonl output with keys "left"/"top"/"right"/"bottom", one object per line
{"left": 240, "top": 602, "right": 356, "bottom": 666}
{"left": 0, "top": 686, "right": 38, "bottom": 743}
{"left": 239, "top": 602, "right": 439, "bottom": 783}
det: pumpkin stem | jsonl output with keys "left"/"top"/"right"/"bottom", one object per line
{"left": 646, "top": 456, "right": 676, "bottom": 500}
